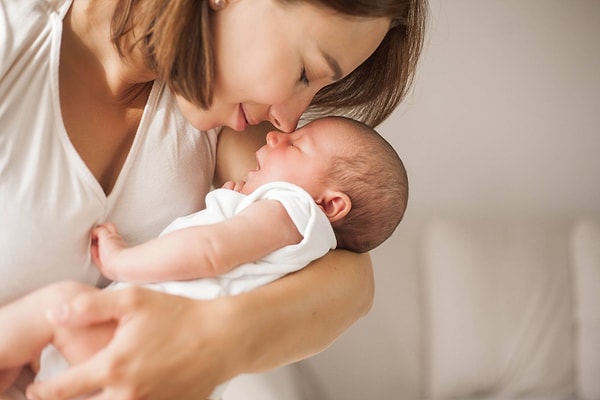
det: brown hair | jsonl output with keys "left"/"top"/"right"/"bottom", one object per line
{"left": 110, "top": 0, "right": 428, "bottom": 125}
{"left": 111, "top": 0, "right": 215, "bottom": 108}
{"left": 325, "top": 117, "right": 409, "bottom": 253}
{"left": 299, "top": 0, "right": 428, "bottom": 127}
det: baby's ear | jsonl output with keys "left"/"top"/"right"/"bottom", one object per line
{"left": 317, "top": 190, "right": 351, "bottom": 223}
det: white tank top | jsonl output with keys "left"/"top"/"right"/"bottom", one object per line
{"left": 0, "top": 0, "right": 219, "bottom": 303}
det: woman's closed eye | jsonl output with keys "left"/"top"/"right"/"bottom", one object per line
{"left": 299, "top": 67, "right": 310, "bottom": 86}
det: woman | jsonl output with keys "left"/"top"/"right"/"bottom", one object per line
{"left": 0, "top": 0, "right": 427, "bottom": 398}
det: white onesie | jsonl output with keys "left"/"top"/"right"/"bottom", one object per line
{"left": 112, "top": 181, "right": 337, "bottom": 298}
{"left": 38, "top": 181, "right": 337, "bottom": 399}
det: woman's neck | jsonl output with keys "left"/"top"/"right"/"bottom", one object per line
{"left": 67, "top": 0, "right": 156, "bottom": 104}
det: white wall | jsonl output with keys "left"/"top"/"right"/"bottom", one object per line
{"left": 301, "top": 1, "right": 600, "bottom": 399}
{"left": 384, "top": 0, "right": 600, "bottom": 218}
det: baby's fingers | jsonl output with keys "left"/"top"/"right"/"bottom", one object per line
{"left": 221, "top": 180, "right": 235, "bottom": 190}
{"left": 221, "top": 180, "right": 246, "bottom": 192}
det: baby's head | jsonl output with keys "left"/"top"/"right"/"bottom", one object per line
{"left": 245, "top": 116, "right": 408, "bottom": 252}
{"left": 317, "top": 116, "right": 408, "bottom": 253}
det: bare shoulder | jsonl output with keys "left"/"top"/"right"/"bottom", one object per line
{"left": 214, "top": 122, "right": 274, "bottom": 186}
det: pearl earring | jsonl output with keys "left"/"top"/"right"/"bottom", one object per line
{"left": 209, "top": 0, "right": 227, "bottom": 11}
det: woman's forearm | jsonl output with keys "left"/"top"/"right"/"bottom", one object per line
{"left": 218, "top": 249, "right": 375, "bottom": 374}
{"left": 24, "top": 250, "right": 374, "bottom": 399}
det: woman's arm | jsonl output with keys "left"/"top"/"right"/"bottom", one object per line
{"left": 214, "top": 123, "right": 374, "bottom": 369}
{"left": 26, "top": 123, "right": 375, "bottom": 399}
{"left": 26, "top": 252, "right": 373, "bottom": 400}
{"left": 226, "top": 248, "right": 374, "bottom": 372}
{"left": 214, "top": 122, "right": 378, "bottom": 370}
{"left": 215, "top": 122, "right": 374, "bottom": 366}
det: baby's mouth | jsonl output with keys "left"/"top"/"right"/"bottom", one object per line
{"left": 253, "top": 154, "right": 261, "bottom": 171}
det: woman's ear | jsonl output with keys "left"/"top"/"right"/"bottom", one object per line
{"left": 317, "top": 190, "right": 351, "bottom": 223}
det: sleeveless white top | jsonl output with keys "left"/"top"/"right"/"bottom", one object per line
{"left": 0, "top": 0, "right": 219, "bottom": 304}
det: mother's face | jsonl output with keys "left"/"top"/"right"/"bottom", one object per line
{"left": 176, "top": 0, "right": 389, "bottom": 132}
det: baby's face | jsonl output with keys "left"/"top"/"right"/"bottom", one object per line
{"left": 242, "top": 118, "right": 350, "bottom": 198}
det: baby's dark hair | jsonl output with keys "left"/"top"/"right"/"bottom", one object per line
{"left": 325, "top": 117, "right": 408, "bottom": 253}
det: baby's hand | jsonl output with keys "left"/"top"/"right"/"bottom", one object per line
{"left": 91, "top": 222, "right": 127, "bottom": 279}
{"left": 222, "top": 180, "right": 246, "bottom": 192}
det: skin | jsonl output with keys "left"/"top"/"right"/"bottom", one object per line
{"left": 242, "top": 120, "right": 350, "bottom": 196}
{"left": 21, "top": 0, "right": 387, "bottom": 398}
{"left": 176, "top": 0, "right": 390, "bottom": 133}
{"left": 0, "top": 119, "right": 362, "bottom": 392}
{"left": 91, "top": 118, "right": 354, "bottom": 283}
{"left": 0, "top": 283, "right": 115, "bottom": 394}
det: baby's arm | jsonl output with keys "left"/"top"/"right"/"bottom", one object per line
{"left": 0, "top": 282, "right": 114, "bottom": 393}
{"left": 93, "top": 200, "right": 303, "bottom": 283}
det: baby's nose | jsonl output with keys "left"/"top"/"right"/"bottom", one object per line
{"left": 266, "top": 131, "right": 280, "bottom": 146}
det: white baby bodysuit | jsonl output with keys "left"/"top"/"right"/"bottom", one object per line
{"left": 38, "top": 182, "right": 337, "bottom": 399}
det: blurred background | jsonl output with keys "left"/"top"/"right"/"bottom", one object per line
{"left": 296, "top": 1, "right": 600, "bottom": 399}
{"left": 226, "top": 1, "right": 600, "bottom": 399}
{"left": 383, "top": 0, "right": 600, "bottom": 219}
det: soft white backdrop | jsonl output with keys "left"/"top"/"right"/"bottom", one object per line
{"left": 385, "top": 0, "right": 600, "bottom": 218}
{"left": 298, "top": 1, "right": 600, "bottom": 399}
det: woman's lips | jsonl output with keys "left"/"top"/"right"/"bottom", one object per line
{"left": 235, "top": 104, "right": 249, "bottom": 131}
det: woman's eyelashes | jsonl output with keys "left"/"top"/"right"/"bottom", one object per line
{"left": 299, "top": 67, "right": 310, "bottom": 86}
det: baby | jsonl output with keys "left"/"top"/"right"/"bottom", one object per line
{"left": 0, "top": 116, "right": 408, "bottom": 397}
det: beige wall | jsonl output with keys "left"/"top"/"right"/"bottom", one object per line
{"left": 383, "top": 0, "right": 600, "bottom": 218}
{"left": 301, "top": 1, "right": 600, "bottom": 399}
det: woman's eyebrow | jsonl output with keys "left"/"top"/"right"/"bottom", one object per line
{"left": 321, "top": 51, "right": 342, "bottom": 81}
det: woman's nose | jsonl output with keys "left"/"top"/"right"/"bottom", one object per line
{"left": 268, "top": 109, "right": 299, "bottom": 133}
{"left": 269, "top": 92, "right": 313, "bottom": 133}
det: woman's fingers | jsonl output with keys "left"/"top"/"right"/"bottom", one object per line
{"left": 35, "top": 288, "right": 224, "bottom": 399}
{"left": 26, "top": 352, "right": 108, "bottom": 400}
{"left": 45, "top": 287, "right": 136, "bottom": 327}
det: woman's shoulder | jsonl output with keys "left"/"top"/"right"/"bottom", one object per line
{"left": 0, "top": 0, "right": 71, "bottom": 76}
{"left": 0, "top": 0, "right": 70, "bottom": 28}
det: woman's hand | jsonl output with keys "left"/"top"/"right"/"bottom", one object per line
{"left": 26, "top": 250, "right": 374, "bottom": 400}
{"left": 26, "top": 287, "right": 241, "bottom": 400}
